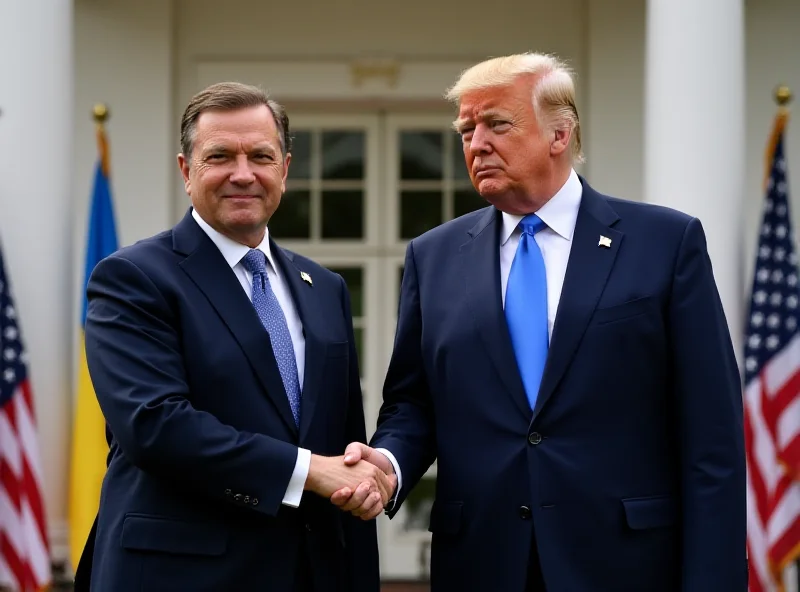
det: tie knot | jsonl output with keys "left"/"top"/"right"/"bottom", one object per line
{"left": 241, "top": 249, "right": 267, "bottom": 276}
{"left": 520, "top": 214, "right": 546, "bottom": 236}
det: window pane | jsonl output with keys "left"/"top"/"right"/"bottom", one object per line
{"left": 354, "top": 327, "right": 364, "bottom": 368}
{"left": 453, "top": 188, "right": 487, "bottom": 219}
{"left": 288, "top": 130, "right": 311, "bottom": 179}
{"left": 328, "top": 267, "right": 363, "bottom": 317}
{"left": 322, "top": 131, "right": 364, "bottom": 179}
{"left": 400, "top": 191, "right": 442, "bottom": 239}
{"left": 269, "top": 190, "right": 311, "bottom": 239}
{"left": 451, "top": 132, "right": 471, "bottom": 180}
{"left": 400, "top": 131, "right": 443, "bottom": 180}
{"left": 321, "top": 190, "right": 364, "bottom": 239}
{"left": 402, "top": 475, "right": 436, "bottom": 532}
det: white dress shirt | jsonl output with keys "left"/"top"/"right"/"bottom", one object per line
{"left": 382, "top": 168, "right": 583, "bottom": 500}
{"left": 192, "top": 209, "right": 310, "bottom": 507}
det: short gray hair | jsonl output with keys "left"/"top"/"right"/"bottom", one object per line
{"left": 180, "top": 81, "right": 291, "bottom": 159}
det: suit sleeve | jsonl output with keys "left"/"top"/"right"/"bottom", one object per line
{"left": 84, "top": 254, "right": 298, "bottom": 517}
{"left": 337, "top": 274, "right": 381, "bottom": 592}
{"left": 370, "top": 240, "right": 437, "bottom": 515}
{"left": 669, "top": 217, "right": 747, "bottom": 591}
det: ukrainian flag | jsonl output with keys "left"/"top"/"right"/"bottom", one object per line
{"left": 68, "top": 109, "right": 118, "bottom": 571}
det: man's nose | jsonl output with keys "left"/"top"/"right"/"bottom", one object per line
{"left": 468, "top": 125, "right": 492, "bottom": 155}
{"left": 229, "top": 154, "right": 256, "bottom": 184}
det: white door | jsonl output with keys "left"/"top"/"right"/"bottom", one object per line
{"left": 269, "top": 112, "right": 485, "bottom": 580}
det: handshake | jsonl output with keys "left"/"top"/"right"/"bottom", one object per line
{"left": 305, "top": 442, "right": 397, "bottom": 521}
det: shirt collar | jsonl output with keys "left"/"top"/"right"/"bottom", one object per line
{"left": 191, "top": 208, "right": 277, "bottom": 272}
{"left": 500, "top": 168, "right": 583, "bottom": 246}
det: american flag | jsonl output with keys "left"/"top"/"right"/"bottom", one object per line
{"left": 0, "top": 242, "right": 50, "bottom": 591}
{"left": 745, "top": 111, "right": 800, "bottom": 592}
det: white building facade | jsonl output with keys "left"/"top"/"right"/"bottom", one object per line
{"left": 1, "top": 0, "right": 800, "bottom": 582}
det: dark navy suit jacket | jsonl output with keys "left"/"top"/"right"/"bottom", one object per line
{"left": 76, "top": 209, "right": 379, "bottom": 592}
{"left": 371, "top": 178, "right": 746, "bottom": 591}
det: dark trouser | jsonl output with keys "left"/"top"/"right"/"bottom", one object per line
{"left": 526, "top": 533, "right": 546, "bottom": 592}
{"left": 294, "top": 538, "right": 314, "bottom": 592}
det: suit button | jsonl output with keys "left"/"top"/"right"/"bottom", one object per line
{"left": 528, "top": 432, "right": 542, "bottom": 445}
{"left": 252, "top": 498, "right": 259, "bottom": 506}
{"left": 244, "top": 496, "right": 250, "bottom": 504}
{"left": 234, "top": 494, "right": 242, "bottom": 502}
{"left": 519, "top": 506, "right": 532, "bottom": 520}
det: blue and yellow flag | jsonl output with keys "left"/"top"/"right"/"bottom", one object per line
{"left": 68, "top": 114, "right": 118, "bottom": 570}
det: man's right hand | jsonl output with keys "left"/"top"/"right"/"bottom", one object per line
{"left": 305, "top": 454, "right": 394, "bottom": 512}
{"left": 330, "top": 443, "right": 396, "bottom": 519}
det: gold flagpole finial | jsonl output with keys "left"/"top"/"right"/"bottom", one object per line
{"left": 92, "top": 103, "right": 111, "bottom": 176}
{"left": 775, "top": 86, "right": 793, "bottom": 108}
{"left": 92, "top": 103, "right": 109, "bottom": 124}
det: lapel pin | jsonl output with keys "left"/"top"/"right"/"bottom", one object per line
{"left": 598, "top": 235, "right": 612, "bottom": 248}
{"left": 300, "top": 271, "right": 313, "bottom": 286}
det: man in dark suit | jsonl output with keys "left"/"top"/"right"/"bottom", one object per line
{"left": 334, "top": 53, "right": 747, "bottom": 590}
{"left": 74, "top": 82, "right": 392, "bottom": 592}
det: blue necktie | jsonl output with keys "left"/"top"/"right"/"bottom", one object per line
{"left": 241, "top": 249, "right": 301, "bottom": 426}
{"left": 505, "top": 214, "right": 549, "bottom": 411}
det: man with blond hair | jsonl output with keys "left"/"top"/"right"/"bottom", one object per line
{"left": 334, "top": 53, "right": 746, "bottom": 590}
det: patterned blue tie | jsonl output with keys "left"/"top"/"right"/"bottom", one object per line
{"left": 241, "top": 249, "right": 301, "bottom": 426}
{"left": 505, "top": 214, "right": 549, "bottom": 411}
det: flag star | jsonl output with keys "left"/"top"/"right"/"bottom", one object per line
{"left": 776, "top": 225, "right": 788, "bottom": 239}
{"left": 752, "top": 312, "right": 765, "bottom": 327}
{"left": 777, "top": 159, "right": 787, "bottom": 172}
{"left": 767, "top": 335, "right": 781, "bottom": 350}
{"left": 755, "top": 291, "right": 768, "bottom": 305}
{"left": 3, "top": 348, "right": 15, "bottom": 361}
{"left": 772, "top": 270, "right": 785, "bottom": 284}
{"left": 788, "top": 317, "right": 798, "bottom": 331}
{"left": 791, "top": 253, "right": 799, "bottom": 266}
{"left": 4, "top": 305, "right": 15, "bottom": 320}
{"left": 767, "top": 314, "right": 781, "bottom": 329}
{"left": 749, "top": 334, "right": 762, "bottom": 349}
{"left": 771, "top": 292, "right": 784, "bottom": 306}
{"left": 3, "top": 326, "right": 17, "bottom": 341}
{"left": 788, "top": 295, "right": 799, "bottom": 309}
{"left": 789, "top": 274, "right": 798, "bottom": 287}
{"left": 19, "top": 351, "right": 28, "bottom": 364}
{"left": 775, "top": 247, "right": 787, "bottom": 262}
{"left": 760, "top": 246, "right": 773, "bottom": 260}
{"left": 777, "top": 204, "right": 788, "bottom": 217}
{"left": 746, "top": 357, "right": 758, "bottom": 372}
{"left": 778, "top": 182, "right": 788, "bottom": 195}
{"left": 3, "top": 368, "right": 14, "bottom": 383}
{"left": 758, "top": 268, "right": 771, "bottom": 283}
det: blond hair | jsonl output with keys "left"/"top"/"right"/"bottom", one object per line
{"left": 445, "top": 53, "right": 583, "bottom": 163}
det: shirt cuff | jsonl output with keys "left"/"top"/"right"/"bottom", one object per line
{"left": 374, "top": 447, "right": 402, "bottom": 507}
{"left": 282, "top": 447, "right": 310, "bottom": 508}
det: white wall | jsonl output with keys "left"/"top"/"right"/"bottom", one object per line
{"left": 55, "top": 0, "right": 173, "bottom": 560}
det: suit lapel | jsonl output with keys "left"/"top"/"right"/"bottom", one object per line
{"left": 533, "top": 182, "right": 623, "bottom": 420}
{"left": 461, "top": 208, "right": 532, "bottom": 420}
{"left": 269, "top": 242, "right": 327, "bottom": 442}
{"left": 173, "top": 211, "right": 298, "bottom": 435}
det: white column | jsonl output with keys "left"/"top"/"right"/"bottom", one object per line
{"left": 643, "top": 0, "right": 745, "bottom": 357}
{"left": 0, "top": 0, "right": 74, "bottom": 563}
